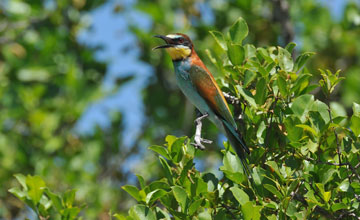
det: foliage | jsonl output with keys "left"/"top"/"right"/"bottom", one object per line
{"left": 9, "top": 174, "right": 82, "bottom": 220}
{"left": 116, "top": 18, "right": 360, "bottom": 219}
{"left": 2, "top": 0, "right": 360, "bottom": 219}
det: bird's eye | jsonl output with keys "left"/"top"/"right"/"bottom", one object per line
{"left": 177, "top": 38, "right": 184, "bottom": 44}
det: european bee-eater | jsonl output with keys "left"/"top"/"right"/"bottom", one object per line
{"left": 154, "top": 33, "right": 251, "bottom": 177}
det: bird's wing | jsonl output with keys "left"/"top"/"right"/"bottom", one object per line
{"left": 189, "top": 64, "right": 237, "bottom": 129}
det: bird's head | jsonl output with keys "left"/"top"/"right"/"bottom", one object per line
{"left": 153, "top": 33, "right": 193, "bottom": 61}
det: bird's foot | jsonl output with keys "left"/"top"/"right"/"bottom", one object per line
{"left": 192, "top": 137, "right": 213, "bottom": 150}
{"left": 191, "top": 112, "right": 212, "bottom": 150}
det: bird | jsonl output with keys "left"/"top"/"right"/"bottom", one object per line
{"left": 153, "top": 33, "right": 252, "bottom": 178}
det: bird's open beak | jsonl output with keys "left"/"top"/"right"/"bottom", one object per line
{"left": 153, "top": 35, "right": 174, "bottom": 50}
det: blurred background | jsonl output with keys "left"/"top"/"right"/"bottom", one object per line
{"left": 0, "top": 0, "right": 359, "bottom": 218}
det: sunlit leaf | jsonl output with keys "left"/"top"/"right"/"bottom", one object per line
{"left": 129, "top": 205, "right": 156, "bottom": 220}
{"left": 172, "top": 186, "right": 188, "bottom": 212}
{"left": 229, "top": 17, "right": 248, "bottom": 44}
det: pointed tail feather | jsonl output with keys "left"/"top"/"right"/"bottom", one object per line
{"left": 222, "top": 120, "right": 250, "bottom": 154}
{"left": 222, "top": 121, "right": 255, "bottom": 186}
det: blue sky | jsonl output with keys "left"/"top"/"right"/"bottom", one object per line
{"left": 75, "top": 0, "right": 153, "bottom": 148}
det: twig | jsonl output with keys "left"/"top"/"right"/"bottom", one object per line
{"left": 221, "top": 203, "right": 238, "bottom": 220}
{"left": 304, "top": 157, "right": 348, "bottom": 166}
{"left": 305, "top": 157, "right": 360, "bottom": 181}
{"left": 222, "top": 92, "right": 240, "bottom": 105}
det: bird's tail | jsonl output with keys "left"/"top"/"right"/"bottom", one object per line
{"left": 222, "top": 120, "right": 254, "bottom": 186}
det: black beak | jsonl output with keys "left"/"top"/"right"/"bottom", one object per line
{"left": 153, "top": 35, "right": 174, "bottom": 50}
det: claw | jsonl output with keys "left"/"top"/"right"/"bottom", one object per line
{"left": 200, "top": 138, "right": 212, "bottom": 144}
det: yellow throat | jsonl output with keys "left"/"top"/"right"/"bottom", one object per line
{"left": 166, "top": 46, "right": 191, "bottom": 60}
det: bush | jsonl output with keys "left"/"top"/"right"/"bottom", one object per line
{"left": 10, "top": 17, "right": 360, "bottom": 220}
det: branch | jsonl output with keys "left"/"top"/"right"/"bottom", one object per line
{"left": 222, "top": 92, "right": 240, "bottom": 105}
{"left": 220, "top": 203, "right": 238, "bottom": 219}
{"left": 305, "top": 157, "right": 360, "bottom": 181}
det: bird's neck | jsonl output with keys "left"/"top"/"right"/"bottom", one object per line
{"left": 173, "top": 57, "right": 191, "bottom": 71}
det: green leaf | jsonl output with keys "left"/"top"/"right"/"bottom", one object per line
{"left": 315, "top": 183, "right": 330, "bottom": 202}
{"left": 291, "top": 94, "right": 314, "bottom": 122}
{"left": 243, "top": 70, "right": 256, "bottom": 87}
{"left": 296, "top": 124, "right": 318, "bottom": 136}
{"left": 244, "top": 44, "right": 256, "bottom": 59}
{"left": 265, "top": 161, "right": 282, "bottom": 179}
{"left": 227, "top": 43, "right": 245, "bottom": 66}
{"left": 209, "top": 31, "right": 226, "bottom": 51}
{"left": 284, "top": 117, "right": 303, "bottom": 142}
{"left": 26, "top": 175, "right": 46, "bottom": 205}
{"left": 278, "top": 47, "right": 294, "bottom": 72}
{"left": 229, "top": 17, "right": 248, "bottom": 44}
{"left": 277, "top": 76, "right": 288, "bottom": 97}
{"left": 147, "top": 180, "right": 171, "bottom": 192}
{"left": 8, "top": 187, "right": 27, "bottom": 200}
{"left": 202, "top": 173, "right": 219, "bottom": 192}
{"left": 264, "top": 184, "right": 283, "bottom": 199}
{"left": 351, "top": 116, "right": 360, "bottom": 136}
{"left": 285, "top": 42, "right": 296, "bottom": 53}
{"left": 63, "top": 207, "right": 80, "bottom": 219}
{"left": 254, "top": 78, "right": 267, "bottom": 105}
{"left": 310, "top": 100, "right": 330, "bottom": 123}
{"left": 136, "top": 175, "right": 146, "bottom": 189}
{"left": 198, "top": 210, "right": 212, "bottom": 220}
{"left": 195, "top": 177, "right": 208, "bottom": 195}
{"left": 257, "top": 48, "right": 273, "bottom": 63}
{"left": 230, "top": 186, "right": 249, "bottom": 205}
{"left": 155, "top": 207, "right": 171, "bottom": 220}
{"left": 165, "top": 135, "right": 177, "bottom": 148}
{"left": 294, "top": 52, "right": 315, "bottom": 72}
{"left": 45, "top": 188, "right": 63, "bottom": 211}
{"left": 14, "top": 174, "right": 28, "bottom": 190}
{"left": 321, "top": 168, "right": 337, "bottom": 184}
{"left": 122, "top": 185, "right": 142, "bottom": 202}
{"left": 146, "top": 189, "right": 167, "bottom": 205}
{"left": 338, "top": 179, "right": 350, "bottom": 192}
{"left": 172, "top": 186, "right": 188, "bottom": 212}
{"left": 323, "top": 191, "right": 331, "bottom": 203}
{"left": 148, "top": 145, "right": 170, "bottom": 160}
{"left": 169, "top": 137, "right": 185, "bottom": 163}
{"left": 129, "top": 204, "right": 156, "bottom": 220}
{"left": 63, "top": 189, "right": 76, "bottom": 207}
{"left": 291, "top": 73, "right": 311, "bottom": 95}
{"left": 287, "top": 179, "right": 300, "bottom": 196}
{"left": 113, "top": 213, "right": 127, "bottom": 220}
{"left": 188, "top": 199, "right": 203, "bottom": 215}
{"left": 241, "top": 202, "right": 261, "bottom": 220}
{"left": 331, "top": 203, "right": 348, "bottom": 212}
{"left": 306, "top": 139, "right": 318, "bottom": 153}
{"left": 159, "top": 157, "right": 174, "bottom": 185}
{"left": 330, "top": 102, "right": 347, "bottom": 118}
{"left": 221, "top": 151, "right": 243, "bottom": 174}
{"left": 236, "top": 85, "right": 257, "bottom": 107}
{"left": 352, "top": 102, "right": 360, "bottom": 117}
